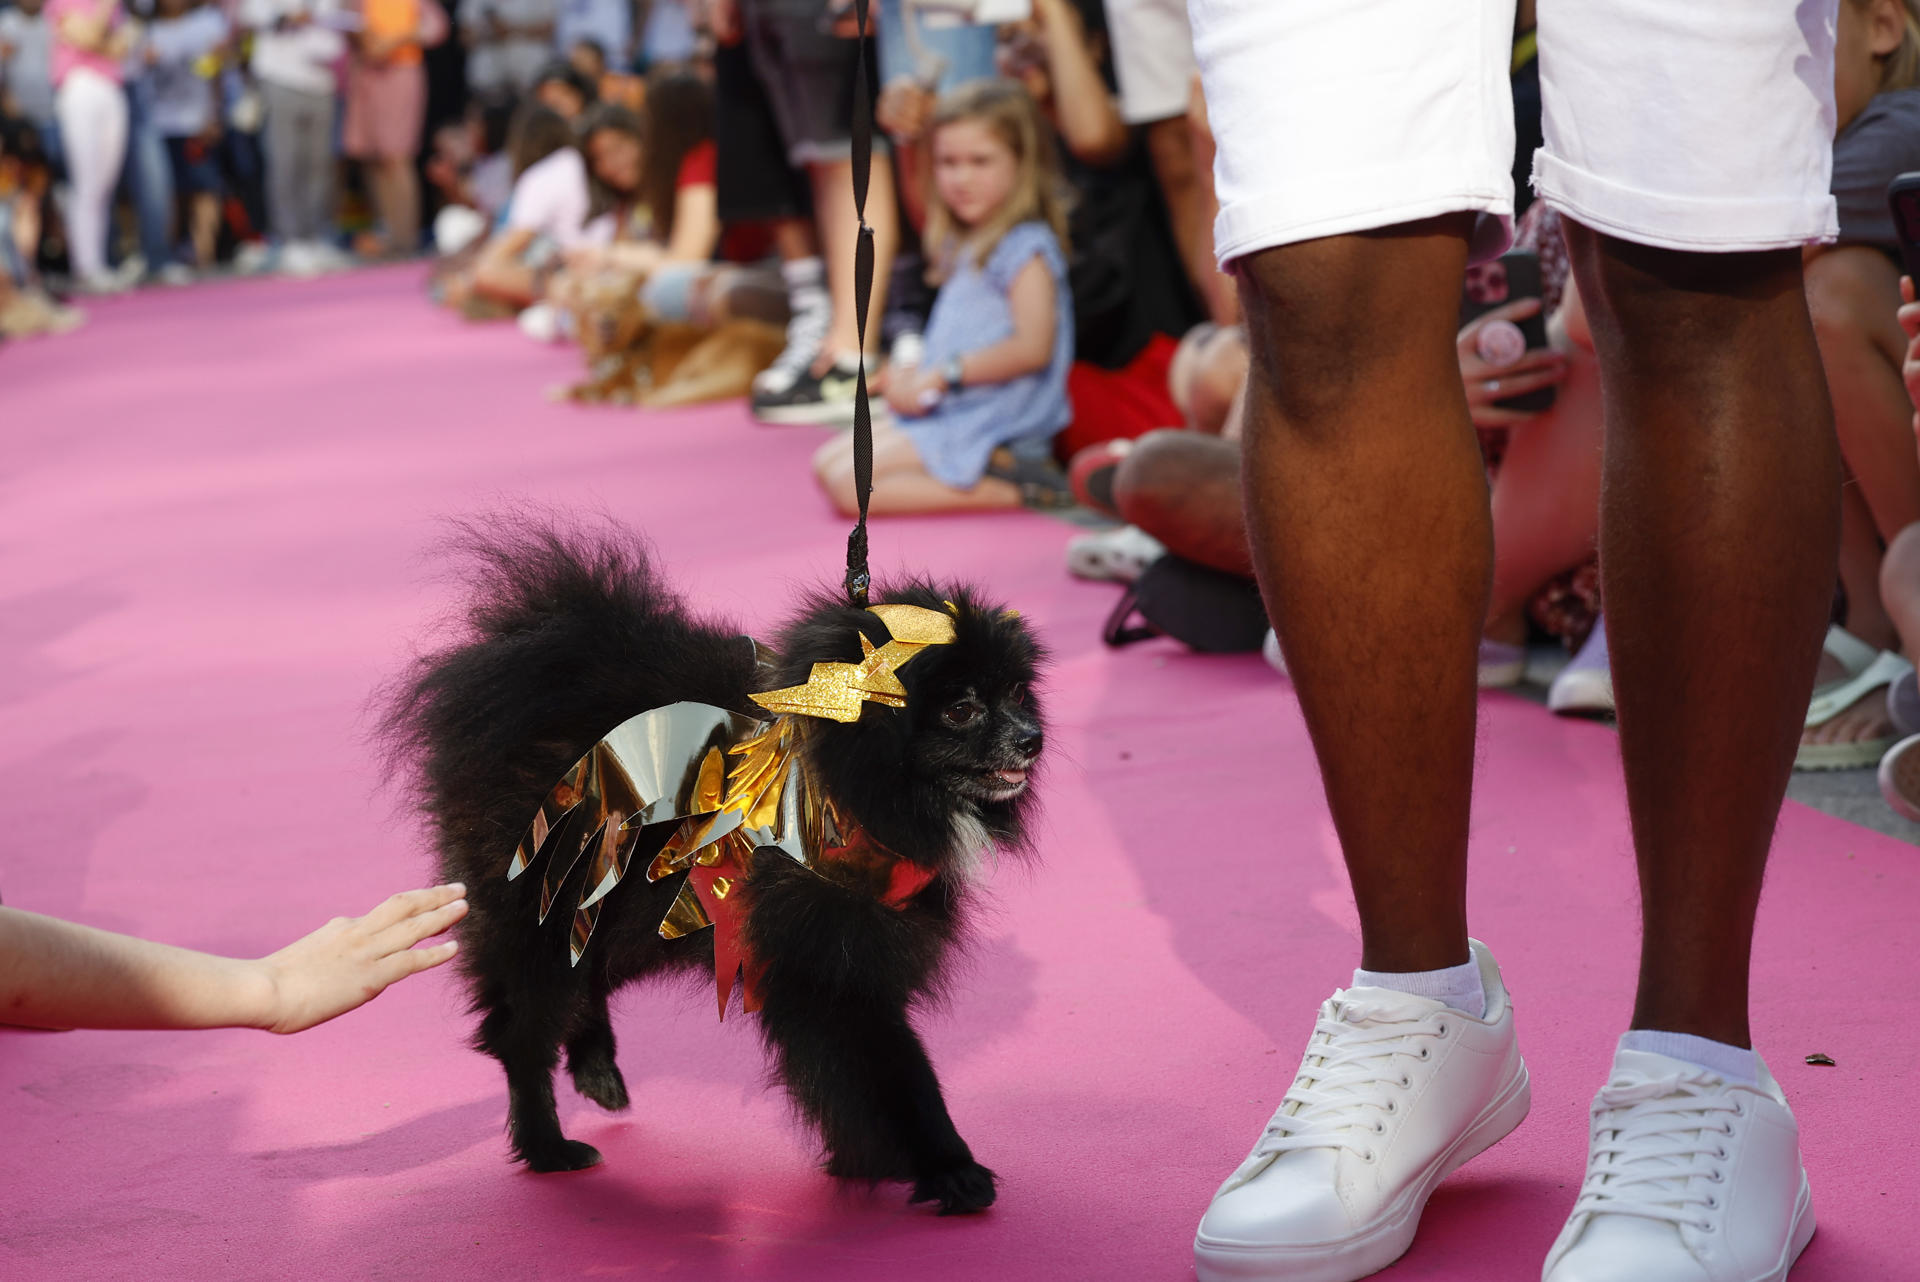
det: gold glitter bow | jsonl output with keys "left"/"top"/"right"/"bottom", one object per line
{"left": 748, "top": 603, "right": 957, "bottom": 723}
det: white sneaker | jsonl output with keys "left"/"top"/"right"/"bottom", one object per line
{"left": 1194, "top": 940, "right": 1531, "bottom": 1282}
{"left": 517, "top": 302, "right": 563, "bottom": 344}
{"left": 233, "top": 241, "right": 273, "bottom": 276}
{"left": 1542, "top": 1046, "right": 1815, "bottom": 1282}
{"left": 1548, "top": 620, "right": 1614, "bottom": 716}
{"left": 280, "top": 241, "right": 322, "bottom": 278}
{"left": 753, "top": 297, "right": 830, "bottom": 396}
{"left": 1065, "top": 525, "right": 1165, "bottom": 583}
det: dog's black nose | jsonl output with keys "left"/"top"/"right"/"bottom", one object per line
{"left": 1016, "top": 732, "right": 1043, "bottom": 759}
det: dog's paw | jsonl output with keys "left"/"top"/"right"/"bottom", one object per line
{"left": 908, "top": 1161, "right": 997, "bottom": 1215}
{"left": 569, "top": 1061, "right": 631, "bottom": 1112}
{"left": 519, "top": 1138, "right": 604, "bottom": 1173}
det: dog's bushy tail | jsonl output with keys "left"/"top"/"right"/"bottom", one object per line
{"left": 377, "top": 513, "right": 759, "bottom": 884}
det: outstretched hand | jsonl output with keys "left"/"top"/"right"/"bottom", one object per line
{"left": 255, "top": 885, "right": 467, "bottom": 1034}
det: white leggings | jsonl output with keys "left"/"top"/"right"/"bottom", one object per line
{"left": 55, "top": 67, "right": 130, "bottom": 283}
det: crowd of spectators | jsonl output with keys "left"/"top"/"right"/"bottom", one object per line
{"left": 12, "top": 0, "right": 1920, "bottom": 827}
{"left": 0, "top": 0, "right": 698, "bottom": 334}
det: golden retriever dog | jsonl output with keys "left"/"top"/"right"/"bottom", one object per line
{"left": 565, "top": 268, "right": 788, "bottom": 408}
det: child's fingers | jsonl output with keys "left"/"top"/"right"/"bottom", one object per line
{"left": 379, "top": 939, "right": 460, "bottom": 987}
{"left": 1903, "top": 275, "right": 1914, "bottom": 305}
{"left": 362, "top": 883, "right": 465, "bottom": 933}
{"left": 1502, "top": 348, "right": 1568, "bottom": 377}
{"left": 378, "top": 898, "right": 468, "bottom": 953}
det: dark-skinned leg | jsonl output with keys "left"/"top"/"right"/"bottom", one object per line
{"left": 1565, "top": 225, "right": 1839, "bottom": 1049}
{"left": 1238, "top": 214, "right": 1487, "bottom": 973}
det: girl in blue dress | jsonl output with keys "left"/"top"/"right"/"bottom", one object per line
{"left": 813, "top": 79, "right": 1073, "bottom": 513}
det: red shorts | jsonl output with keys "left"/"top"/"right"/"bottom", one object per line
{"left": 1057, "top": 333, "right": 1182, "bottom": 462}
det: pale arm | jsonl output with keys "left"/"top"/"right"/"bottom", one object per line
{"left": 1032, "top": 0, "right": 1127, "bottom": 167}
{"left": 663, "top": 182, "right": 720, "bottom": 264}
{"left": 0, "top": 885, "right": 465, "bottom": 1035}
{"left": 947, "top": 255, "right": 1057, "bottom": 385}
{"left": 472, "top": 227, "right": 543, "bottom": 304}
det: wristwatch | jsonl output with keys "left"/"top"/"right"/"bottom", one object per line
{"left": 940, "top": 355, "right": 965, "bottom": 391}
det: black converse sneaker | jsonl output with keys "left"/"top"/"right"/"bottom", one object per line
{"left": 751, "top": 356, "right": 868, "bottom": 427}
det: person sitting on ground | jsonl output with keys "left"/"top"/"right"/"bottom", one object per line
{"left": 566, "top": 34, "right": 607, "bottom": 82}
{"left": 813, "top": 80, "right": 1073, "bottom": 515}
{"left": 1791, "top": 0, "right": 1920, "bottom": 768}
{"left": 444, "top": 101, "right": 599, "bottom": 311}
{"left": 1875, "top": 274, "right": 1920, "bottom": 816}
{"left": 555, "top": 73, "right": 720, "bottom": 311}
{"left": 876, "top": 0, "right": 1205, "bottom": 460}
{"left": 0, "top": 884, "right": 466, "bottom": 1034}
{"left": 531, "top": 57, "right": 595, "bottom": 120}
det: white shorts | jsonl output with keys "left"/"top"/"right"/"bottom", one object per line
{"left": 1107, "top": 0, "right": 1199, "bottom": 124}
{"left": 1189, "top": 0, "right": 1841, "bottom": 269}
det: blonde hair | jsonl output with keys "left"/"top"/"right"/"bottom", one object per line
{"left": 1854, "top": 0, "right": 1920, "bottom": 91}
{"left": 922, "top": 80, "right": 1070, "bottom": 285}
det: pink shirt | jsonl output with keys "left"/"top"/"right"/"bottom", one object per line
{"left": 48, "top": 0, "right": 125, "bottom": 87}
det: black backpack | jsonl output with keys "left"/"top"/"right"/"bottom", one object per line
{"left": 1101, "top": 556, "right": 1270, "bottom": 654}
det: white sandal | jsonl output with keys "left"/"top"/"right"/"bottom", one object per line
{"left": 1797, "top": 626, "right": 1912, "bottom": 771}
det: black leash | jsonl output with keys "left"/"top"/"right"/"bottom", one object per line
{"left": 844, "top": 0, "right": 876, "bottom": 606}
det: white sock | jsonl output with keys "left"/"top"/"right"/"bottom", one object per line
{"left": 1352, "top": 956, "right": 1486, "bottom": 1018}
{"left": 782, "top": 255, "right": 827, "bottom": 316}
{"left": 1618, "top": 1030, "right": 1757, "bottom": 1084}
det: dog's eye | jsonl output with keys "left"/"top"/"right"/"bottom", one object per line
{"left": 943, "top": 700, "right": 980, "bottom": 727}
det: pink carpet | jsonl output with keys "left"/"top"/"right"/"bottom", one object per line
{"left": 2, "top": 268, "right": 1913, "bottom": 1281}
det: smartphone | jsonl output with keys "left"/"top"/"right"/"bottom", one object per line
{"left": 1460, "top": 249, "right": 1554, "bottom": 413}
{"left": 1887, "top": 172, "right": 1920, "bottom": 282}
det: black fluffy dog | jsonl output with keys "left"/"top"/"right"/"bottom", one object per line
{"left": 380, "top": 519, "right": 1045, "bottom": 1214}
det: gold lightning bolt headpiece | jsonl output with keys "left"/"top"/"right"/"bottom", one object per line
{"left": 747, "top": 603, "right": 957, "bottom": 723}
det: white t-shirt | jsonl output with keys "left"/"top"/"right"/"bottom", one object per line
{"left": 241, "top": 0, "right": 348, "bottom": 96}
{"left": 505, "top": 147, "right": 608, "bottom": 249}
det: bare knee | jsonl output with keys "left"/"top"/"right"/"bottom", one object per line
{"left": 1804, "top": 246, "right": 1901, "bottom": 352}
{"left": 1233, "top": 215, "right": 1474, "bottom": 427}
{"left": 1562, "top": 220, "right": 1810, "bottom": 370}
{"left": 1112, "top": 430, "right": 1251, "bottom": 575}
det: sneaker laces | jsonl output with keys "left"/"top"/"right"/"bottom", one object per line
{"left": 1573, "top": 1070, "right": 1741, "bottom": 1231}
{"left": 1253, "top": 994, "right": 1451, "bottom": 1163}
{"left": 761, "top": 297, "right": 831, "bottom": 389}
